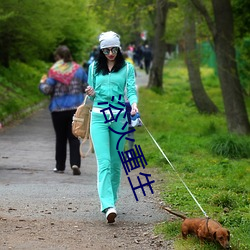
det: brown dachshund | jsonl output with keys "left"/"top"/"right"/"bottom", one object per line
{"left": 162, "top": 207, "right": 231, "bottom": 249}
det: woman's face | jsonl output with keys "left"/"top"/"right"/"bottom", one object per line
{"left": 102, "top": 47, "right": 118, "bottom": 61}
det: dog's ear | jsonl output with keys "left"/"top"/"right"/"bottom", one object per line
{"left": 213, "top": 231, "right": 217, "bottom": 240}
{"left": 227, "top": 230, "right": 230, "bottom": 240}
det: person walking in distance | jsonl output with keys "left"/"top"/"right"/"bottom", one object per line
{"left": 85, "top": 31, "right": 138, "bottom": 223}
{"left": 39, "top": 45, "right": 88, "bottom": 175}
{"left": 143, "top": 44, "right": 152, "bottom": 74}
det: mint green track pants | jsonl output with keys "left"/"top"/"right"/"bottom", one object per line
{"left": 90, "top": 111, "right": 127, "bottom": 212}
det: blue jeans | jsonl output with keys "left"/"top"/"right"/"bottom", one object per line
{"left": 90, "top": 110, "right": 127, "bottom": 212}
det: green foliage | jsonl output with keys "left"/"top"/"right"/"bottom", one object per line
{"left": 165, "top": 3, "right": 184, "bottom": 44}
{"left": 232, "top": 0, "right": 250, "bottom": 39}
{"left": 164, "top": 0, "right": 213, "bottom": 45}
{"left": 136, "top": 58, "right": 250, "bottom": 249}
{"left": 0, "top": 0, "right": 100, "bottom": 66}
{"left": 92, "top": 0, "right": 156, "bottom": 45}
{"left": 236, "top": 37, "right": 250, "bottom": 95}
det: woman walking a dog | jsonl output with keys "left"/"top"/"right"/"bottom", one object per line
{"left": 85, "top": 31, "right": 138, "bottom": 223}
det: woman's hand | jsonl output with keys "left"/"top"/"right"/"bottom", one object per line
{"left": 85, "top": 86, "right": 95, "bottom": 97}
{"left": 131, "top": 103, "right": 138, "bottom": 116}
{"left": 40, "top": 74, "right": 47, "bottom": 83}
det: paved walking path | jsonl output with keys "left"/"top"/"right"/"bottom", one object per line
{"left": 0, "top": 70, "right": 171, "bottom": 249}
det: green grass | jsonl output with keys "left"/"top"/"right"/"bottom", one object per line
{"left": 135, "top": 58, "right": 250, "bottom": 250}
{"left": 0, "top": 60, "right": 50, "bottom": 123}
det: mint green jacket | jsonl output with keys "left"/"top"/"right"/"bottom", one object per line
{"left": 87, "top": 62, "right": 138, "bottom": 109}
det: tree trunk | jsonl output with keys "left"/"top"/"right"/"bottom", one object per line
{"left": 191, "top": 0, "right": 250, "bottom": 134}
{"left": 184, "top": 4, "right": 218, "bottom": 114}
{"left": 147, "top": 0, "right": 169, "bottom": 89}
{"left": 212, "top": 0, "right": 250, "bottom": 134}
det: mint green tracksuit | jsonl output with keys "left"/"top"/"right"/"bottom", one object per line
{"left": 88, "top": 62, "right": 137, "bottom": 212}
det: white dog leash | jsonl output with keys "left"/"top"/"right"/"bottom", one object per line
{"left": 139, "top": 118, "right": 209, "bottom": 218}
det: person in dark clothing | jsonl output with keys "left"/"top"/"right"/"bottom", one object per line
{"left": 133, "top": 45, "right": 144, "bottom": 69}
{"left": 143, "top": 44, "right": 152, "bottom": 74}
{"left": 88, "top": 46, "right": 99, "bottom": 67}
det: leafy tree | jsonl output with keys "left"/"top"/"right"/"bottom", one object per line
{"left": 91, "top": 0, "right": 155, "bottom": 47}
{"left": 0, "top": 0, "right": 57, "bottom": 66}
{"left": 54, "top": 1, "right": 99, "bottom": 62}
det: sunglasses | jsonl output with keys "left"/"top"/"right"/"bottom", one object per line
{"left": 102, "top": 47, "right": 119, "bottom": 55}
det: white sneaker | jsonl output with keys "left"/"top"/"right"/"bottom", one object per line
{"left": 72, "top": 165, "right": 81, "bottom": 175}
{"left": 105, "top": 207, "right": 117, "bottom": 223}
{"left": 53, "top": 168, "right": 64, "bottom": 173}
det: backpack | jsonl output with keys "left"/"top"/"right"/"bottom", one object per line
{"left": 72, "top": 95, "right": 94, "bottom": 158}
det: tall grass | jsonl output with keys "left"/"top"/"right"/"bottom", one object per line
{"left": 136, "top": 58, "right": 250, "bottom": 250}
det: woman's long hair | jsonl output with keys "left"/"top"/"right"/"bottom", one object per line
{"left": 95, "top": 48, "right": 126, "bottom": 75}
{"left": 54, "top": 45, "right": 73, "bottom": 63}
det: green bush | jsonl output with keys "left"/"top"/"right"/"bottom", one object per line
{"left": 0, "top": 60, "right": 49, "bottom": 122}
{"left": 210, "top": 135, "right": 250, "bottom": 159}
{"left": 210, "top": 191, "right": 238, "bottom": 209}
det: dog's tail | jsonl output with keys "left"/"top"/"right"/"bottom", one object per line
{"left": 161, "top": 206, "right": 187, "bottom": 220}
